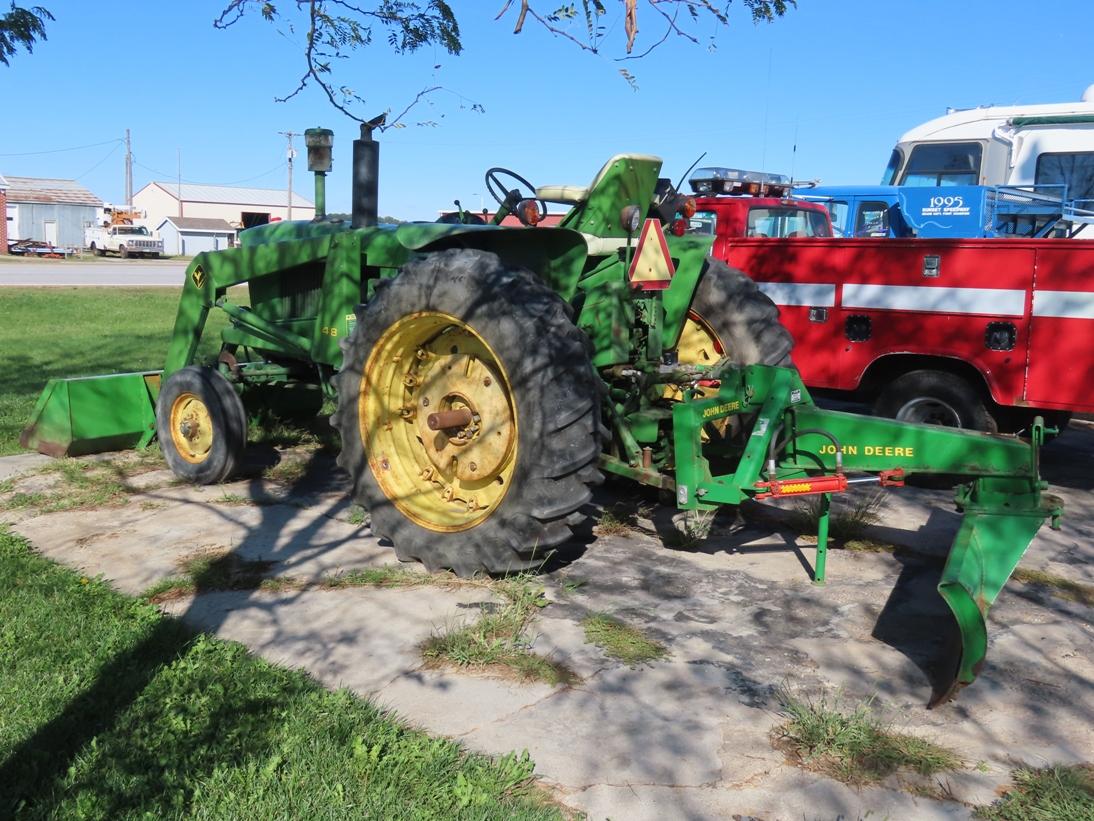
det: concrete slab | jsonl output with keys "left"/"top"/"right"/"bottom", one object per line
{"left": 3, "top": 423, "right": 1092, "bottom": 820}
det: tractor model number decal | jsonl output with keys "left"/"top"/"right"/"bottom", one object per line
{"left": 321, "top": 326, "right": 339, "bottom": 337}
{"left": 191, "top": 267, "right": 206, "bottom": 289}
{"left": 702, "top": 400, "right": 740, "bottom": 419}
{"left": 818, "top": 444, "right": 916, "bottom": 457}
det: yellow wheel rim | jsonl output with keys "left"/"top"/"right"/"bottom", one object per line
{"left": 671, "top": 309, "right": 729, "bottom": 438}
{"left": 676, "top": 309, "right": 725, "bottom": 366}
{"left": 170, "top": 392, "right": 215, "bottom": 464}
{"left": 664, "top": 309, "right": 726, "bottom": 402}
{"left": 360, "top": 311, "right": 518, "bottom": 532}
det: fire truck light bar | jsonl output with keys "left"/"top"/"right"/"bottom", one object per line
{"left": 689, "top": 166, "right": 792, "bottom": 196}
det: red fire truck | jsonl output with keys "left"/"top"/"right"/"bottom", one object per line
{"left": 689, "top": 167, "right": 1093, "bottom": 432}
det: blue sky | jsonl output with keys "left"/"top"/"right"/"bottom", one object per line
{"left": 3, "top": 1, "right": 1092, "bottom": 220}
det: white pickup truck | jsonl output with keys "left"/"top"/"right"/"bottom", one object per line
{"left": 84, "top": 224, "right": 164, "bottom": 258}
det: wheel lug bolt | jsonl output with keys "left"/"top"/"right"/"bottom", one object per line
{"left": 483, "top": 377, "right": 492, "bottom": 387}
{"left": 469, "top": 462, "right": 477, "bottom": 472}
{"left": 422, "top": 397, "right": 430, "bottom": 406}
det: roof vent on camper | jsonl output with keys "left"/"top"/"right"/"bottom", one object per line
{"left": 1083, "top": 84, "right": 1094, "bottom": 103}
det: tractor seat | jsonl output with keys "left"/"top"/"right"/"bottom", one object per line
{"left": 536, "top": 153, "right": 662, "bottom": 205}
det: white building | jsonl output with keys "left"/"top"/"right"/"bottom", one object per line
{"left": 156, "top": 216, "right": 238, "bottom": 256}
{"left": 133, "top": 182, "right": 314, "bottom": 236}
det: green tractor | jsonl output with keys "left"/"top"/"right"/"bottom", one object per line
{"left": 22, "top": 125, "right": 1062, "bottom": 704}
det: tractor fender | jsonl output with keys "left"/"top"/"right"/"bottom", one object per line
{"left": 395, "top": 223, "right": 589, "bottom": 301}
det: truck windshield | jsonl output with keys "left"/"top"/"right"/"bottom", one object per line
{"left": 899, "top": 142, "right": 982, "bottom": 186}
{"left": 746, "top": 207, "right": 830, "bottom": 238}
{"left": 116, "top": 226, "right": 150, "bottom": 235}
{"left": 881, "top": 149, "right": 902, "bottom": 185}
{"left": 688, "top": 211, "right": 718, "bottom": 235}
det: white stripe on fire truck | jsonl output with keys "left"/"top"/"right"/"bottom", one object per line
{"left": 756, "top": 282, "right": 836, "bottom": 307}
{"left": 841, "top": 284, "right": 1026, "bottom": 316}
{"left": 1031, "top": 290, "right": 1094, "bottom": 320}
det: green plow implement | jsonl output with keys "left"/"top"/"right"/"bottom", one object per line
{"left": 662, "top": 363, "right": 1063, "bottom": 704}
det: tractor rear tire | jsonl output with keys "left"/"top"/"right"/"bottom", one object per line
{"left": 680, "top": 259, "right": 794, "bottom": 368}
{"left": 156, "top": 366, "right": 247, "bottom": 485}
{"left": 332, "top": 248, "right": 601, "bottom": 577}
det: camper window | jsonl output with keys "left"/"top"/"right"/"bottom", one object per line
{"left": 1035, "top": 152, "right": 1094, "bottom": 201}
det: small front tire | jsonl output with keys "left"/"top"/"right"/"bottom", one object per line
{"left": 156, "top": 366, "right": 247, "bottom": 484}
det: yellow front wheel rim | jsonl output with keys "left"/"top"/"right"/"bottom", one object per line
{"left": 170, "top": 393, "right": 215, "bottom": 464}
{"left": 360, "top": 312, "right": 518, "bottom": 532}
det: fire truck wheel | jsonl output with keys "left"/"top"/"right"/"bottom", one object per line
{"left": 874, "top": 370, "right": 998, "bottom": 432}
{"left": 332, "top": 248, "right": 602, "bottom": 578}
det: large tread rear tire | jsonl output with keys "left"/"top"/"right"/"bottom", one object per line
{"left": 683, "top": 259, "right": 794, "bottom": 368}
{"left": 332, "top": 249, "right": 601, "bottom": 577}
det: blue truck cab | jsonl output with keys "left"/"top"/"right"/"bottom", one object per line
{"left": 794, "top": 184, "right": 1087, "bottom": 239}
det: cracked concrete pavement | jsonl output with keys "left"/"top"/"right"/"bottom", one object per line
{"left": 3, "top": 422, "right": 1092, "bottom": 820}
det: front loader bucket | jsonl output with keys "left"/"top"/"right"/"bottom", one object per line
{"left": 20, "top": 372, "right": 161, "bottom": 457}
{"left": 930, "top": 487, "right": 1062, "bottom": 706}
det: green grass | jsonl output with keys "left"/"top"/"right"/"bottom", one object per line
{"left": 1013, "top": 568, "right": 1094, "bottom": 607}
{"left": 975, "top": 764, "right": 1094, "bottom": 820}
{"left": 581, "top": 613, "right": 667, "bottom": 665}
{"left": 422, "top": 576, "right": 576, "bottom": 686}
{"left": 1, "top": 460, "right": 132, "bottom": 513}
{"left": 773, "top": 692, "right": 963, "bottom": 786}
{"left": 784, "top": 489, "right": 888, "bottom": 544}
{"left": 0, "top": 288, "right": 235, "bottom": 456}
{"left": 0, "top": 527, "right": 566, "bottom": 819}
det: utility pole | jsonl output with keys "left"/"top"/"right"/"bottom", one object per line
{"left": 124, "top": 129, "right": 133, "bottom": 207}
{"left": 279, "top": 131, "right": 299, "bottom": 220}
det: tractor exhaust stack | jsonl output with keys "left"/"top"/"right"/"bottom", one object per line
{"left": 352, "top": 121, "right": 380, "bottom": 228}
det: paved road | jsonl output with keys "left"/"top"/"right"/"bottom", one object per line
{"left": 0, "top": 257, "right": 187, "bottom": 287}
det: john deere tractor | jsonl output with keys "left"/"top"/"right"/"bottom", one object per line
{"left": 22, "top": 125, "right": 1062, "bottom": 704}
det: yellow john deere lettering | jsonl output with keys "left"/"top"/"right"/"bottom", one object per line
{"left": 702, "top": 401, "right": 740, "bottom": 419}
{"left": 818, "top": 443, "right": 915, "bottom": 458}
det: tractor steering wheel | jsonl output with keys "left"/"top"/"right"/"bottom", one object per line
{"left": 484, "top": 167, "right": 547, "bottom": 222}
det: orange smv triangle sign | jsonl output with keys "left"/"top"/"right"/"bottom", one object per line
{"left": 627, "top": 218, "right": 676, "bottom": 290}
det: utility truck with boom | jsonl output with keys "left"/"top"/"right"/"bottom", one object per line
{"left": 84, "top": 206, "right": 163, "bottom": 258}
{"left": 22, "top": 126, "right": 1063, "bottom": 705}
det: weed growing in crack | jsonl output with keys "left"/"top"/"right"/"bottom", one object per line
{"left": 582, "top": 613, "right": 667, "bottom": 666}
{"left": 772, "top": 690, "right": 963, "bottom": 786}
{"left": 975, "top": 764, "right": 1094, "bottom": 820}
{"left": 784, "top": 488, "right": 887, "bottom": 544}
{"left": 1012, "top": 568, "right": 1094, "bottom": 607}
{"left": 421, "top": 574, "right": 576, "bottom": 686}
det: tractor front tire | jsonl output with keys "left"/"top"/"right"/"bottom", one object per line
{"left": 332, "top": 249, "right": 601, "bottom": 577}
{"left": 679, "top": 259, "right": 794, "bottom": 369}
{"left": 156, "top": 366, "right": 247, "bottom": 484}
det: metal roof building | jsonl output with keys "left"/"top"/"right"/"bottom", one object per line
{"left": 156, "top": 216, "right": 237, "bottom": 257}
{"left": 133, "top": 181, "right": 314, "bottom": 235}
{"left": 2, "top": 176, "right": 103, "bottom": 250}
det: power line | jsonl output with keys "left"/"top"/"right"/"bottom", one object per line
{"left": 132, "top": 159, "right": 287, "bottom": 187}
{"left": 74, "top": 142, "right": 123, "bottom": 181}
{"left": 0, "top": 138, "right": 123, "bottom": 158}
